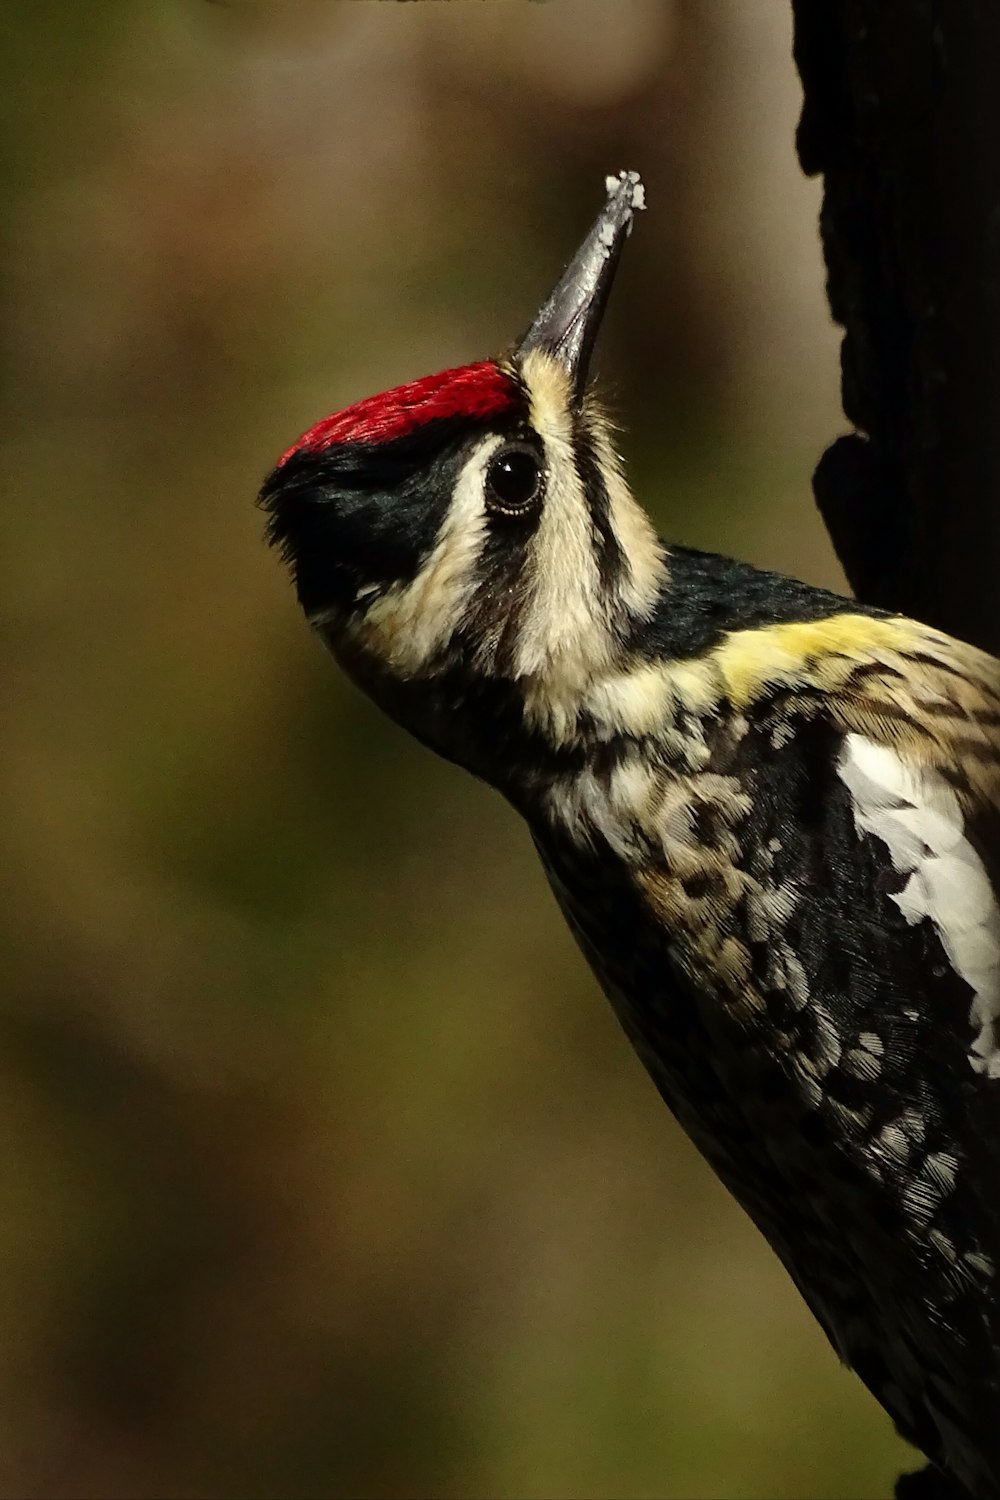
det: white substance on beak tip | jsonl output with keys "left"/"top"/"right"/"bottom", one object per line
{"left": 604, "top": 169, "right": 646, "bottom": 213}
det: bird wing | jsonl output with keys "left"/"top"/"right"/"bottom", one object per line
{"left": 742, "top": 626, "right": 1000, "bottom": 1492}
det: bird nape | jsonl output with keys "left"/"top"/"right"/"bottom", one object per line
{"left": 260, "top": 171, "right": 1000, "bottom": 1499}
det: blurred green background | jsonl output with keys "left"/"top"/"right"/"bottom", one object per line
{"left": 3, "top": 3, "right": 913, "bottom": 1496}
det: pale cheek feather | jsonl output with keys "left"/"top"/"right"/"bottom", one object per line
{"left": 516, "top": 444, "right": 608, "bottom": 680}
{"left": 357, "top": 436, "right": 501, "bottom": 676}
{"left": 516, "top": 358, "right": 611, "bottom": 693}
{"left": 838, "top": 732, "right": 1000, "bottom": 1077}
{"left": 515, "top": 358, "right": 667, "bottom": 735}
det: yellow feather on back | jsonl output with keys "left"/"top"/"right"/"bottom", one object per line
{"left": 709, "top": 611, "right": 1000, "bottom": 814}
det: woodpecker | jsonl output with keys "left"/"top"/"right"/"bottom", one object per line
{"left": 261, "top": 172, "right": 1000, "bottom": 1498}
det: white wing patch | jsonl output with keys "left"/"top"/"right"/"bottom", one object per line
{"left": 838, "top": 733, "right": 1000, "bottom": 1077}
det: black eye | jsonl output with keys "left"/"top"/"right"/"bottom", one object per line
{"left": 485, "top": 443, "right": 544, "bottom": 517}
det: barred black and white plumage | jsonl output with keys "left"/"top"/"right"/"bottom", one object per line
{"left": 260, "top": 173, "right": 1000, "bottom": 1498}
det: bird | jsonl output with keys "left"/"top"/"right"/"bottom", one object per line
{"left": 260, "top": 171, "right": 1000, "bottom": 1499}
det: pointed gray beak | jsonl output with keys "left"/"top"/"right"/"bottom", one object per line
{"left": 517, "top": 170, "right": 645, "bottom": 399}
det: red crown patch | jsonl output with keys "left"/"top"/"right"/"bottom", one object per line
{"left": 278, "top": 361, "right": 519, "bottom": 466}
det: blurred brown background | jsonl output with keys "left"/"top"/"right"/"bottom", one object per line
{"left": 3, "top": 3, "right": 912, "bottom": 1497}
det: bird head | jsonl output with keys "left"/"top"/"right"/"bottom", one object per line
{"left": 261, "top": 172, "right": 665, "bottom": 783}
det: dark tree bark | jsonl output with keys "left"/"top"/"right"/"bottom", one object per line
{"left": 792, "top": 0, "right": 1000, "bottom": 659}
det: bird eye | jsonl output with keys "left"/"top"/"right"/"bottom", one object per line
{"left": 485, "top": 443, "right": 543, "bottom": 517}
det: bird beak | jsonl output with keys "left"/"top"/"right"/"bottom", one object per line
{"left": 516, "top": 170, "right": 645, "bottom": 401}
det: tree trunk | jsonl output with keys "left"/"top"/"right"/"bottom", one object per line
{"left": 791, "top": 0, "right": 1000, "bottom": 659}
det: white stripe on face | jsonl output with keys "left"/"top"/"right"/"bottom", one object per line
{"left": 515, "top": 351, "right": 664, "bottom": 737}
{"left": 348, "top": 433, "right": 503, "bottom": 678}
